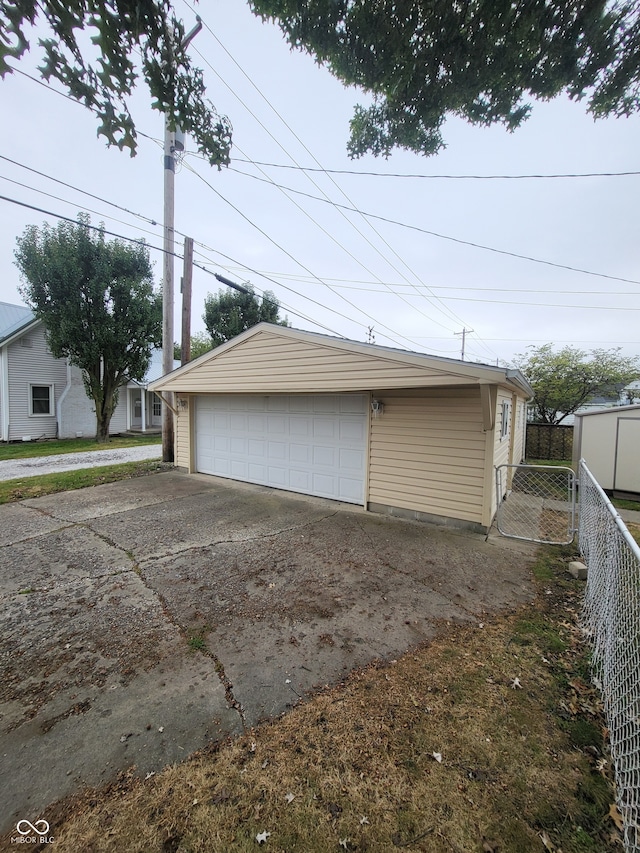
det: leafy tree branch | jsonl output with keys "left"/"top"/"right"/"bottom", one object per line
{"left": 250, "top": 0, "right": 640, "bottom": 158}
{"left": 0, "top": 0, "right": 232, "bottom": 165}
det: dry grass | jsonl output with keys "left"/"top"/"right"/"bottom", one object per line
{"left": 18, "top": 549, "right": 619, "bottom": 853}
{"left": 626, "top": 522, "right": 640, "bottom": 547}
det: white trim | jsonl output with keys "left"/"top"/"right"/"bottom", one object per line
{"left": 0, "top": 345, "right": 8, "bottom": 441}
{"left": 29, "top": 382, "right": 55, "bottom": 417}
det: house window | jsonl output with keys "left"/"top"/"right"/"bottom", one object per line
{"left": 500, "top": 402, "right": 510, "bottom": 440}
{"left": 153, "top": 396, "right": 162, "bottom": 418}
{"left": 30, "top": 384, "right": 53, "bottom": 416}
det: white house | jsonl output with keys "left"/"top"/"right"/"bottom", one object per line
{"left": 0, "top": 301, "right": 169, "bottom": 442}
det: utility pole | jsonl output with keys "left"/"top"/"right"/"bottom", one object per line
{"left": 180, "top": 236, "right": 194, "bottom": 366}
{"left": 455, "top": 328, "right": 473, "bottom": 361}
{"left": 161, "top": 16, "right": 202, "bottom": 463}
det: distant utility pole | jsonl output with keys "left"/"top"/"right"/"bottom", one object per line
{"left": 162, "top": 16, "right": 202, "bottom": 463}
{"left": 367, "top": 326, "right": 376, "bottom": 344}
{"left": 455, "top": 328, "right": 473, "bottom": 361}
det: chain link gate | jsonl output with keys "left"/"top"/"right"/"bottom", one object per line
{"left": 495, "top": 464, "right": 577, "bottom": 545}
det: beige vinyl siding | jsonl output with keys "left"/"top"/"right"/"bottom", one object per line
{"left": 512, "top": 398, "right": 527, "bottom": 464}
{"left": 174, "top": 396, "right": 191, "bottom": 470}
{"left": 489, "top": 390, "right": 514, "bottom": 521}
{"left": 157, "top": 332, "right": 484, "bottom": 394}
{"left": 7, "top": 326, "right": 67, "bottom": 441}
{"left": 368, "top": 388, "right": 486, "bottom": 524}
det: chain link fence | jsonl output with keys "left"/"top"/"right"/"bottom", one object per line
{"left": 495, "top": 464, "right": 576, "bottom": 545}
{"left": 579, "top": 460, "right": 640, "bottom": 853}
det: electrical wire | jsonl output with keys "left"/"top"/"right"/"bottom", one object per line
{"left": 9, "top": 63, "right": 452, "bottom": 351}
{"left": 231, "top": 157, "right": 640, "bottom": 180}
{"left": 228, "top": 166, "right": 640, "bottom": 287}
{"left": 185, "top": 15, "right": 486, "bottom": 346}
{"left": 180, "top": 158, "right": 425, "bottom": 350}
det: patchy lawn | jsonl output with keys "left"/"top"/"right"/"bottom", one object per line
{"left": 21, "top": 546, "right": 621, "bottom": 853}
{"left": 0, "top": 461, "right": 171, "bottom": 504}
{"left": 0, "top": 433, "right": 161, "bottom": 462}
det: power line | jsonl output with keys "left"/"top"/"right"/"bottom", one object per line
{"left": 219, "top": 271, "right": 639, "bottom": 298}
{"left": 0, "top": 155, "right": 160, "bottom": 229}
{"left": 228, "top": 166, "right": 640, "bottom": 287}
{"left": 0, "top": 173, "right": 164, "bottom": 245}
{"left": 186, "top": 13, "right": 484, "bottom": 346}
{"left": 0, "top": 152, "right": 435, "bottom": 346}
{"left": 0, "top": 191, "right": 357, "bottom": 339}
{"left": 180, "top": 159, "right": 424, "bottom": 350}
{"left": 231, "top": 157, "right": 640, "bottom": 181}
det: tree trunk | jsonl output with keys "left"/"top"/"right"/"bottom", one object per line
{"left": 96, "top": 409, "right": 112, "bottom": 443}
{"left": 94, "top": 386, "right": 115, "bottom": 444}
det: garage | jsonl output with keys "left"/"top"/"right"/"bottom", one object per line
{"left": 151, "top": 323, "right": 533, "bottom": 532}
{"left": 195, "top": 393, "right": 367, "bottom": 503}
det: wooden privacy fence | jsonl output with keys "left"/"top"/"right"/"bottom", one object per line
{"left": 525, "top": 423, "right": 573, "bottom": 461}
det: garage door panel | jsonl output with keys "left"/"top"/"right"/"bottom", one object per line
{"left": 313, "top": 445, "right": 336, "bottom": 467}
{"left": 339, "top": 477, "right": 364, "bottom": 502}
{"left": 268, "top": 441, "right": 287, "bottom": 460}
{"left": 340, "top": 448, "right": 364, "bottom": 472}
{"left": 248, "top": 414, "right": 266, "bottom": 432}
{"left": 214, "top": 457, "right": 230, "bottom": 476}
{"left": 290, "top": 418, "right": 310, "bottom": 436}
{"left": 196, "top": 394, "right": 366, "bottom": 504}
{"left": 230, "top": 437, "right": 246, "bottom": 454}
{"left": 290, "top": 470, "right": 311, "bottom": 490}
{"left": 313, "top": 395, "right": 338, "bottom": 413}
{"left": 268, "top": 466, "right": 287, "bottom": 486}
{"left": 340, "top": 420, "right": 365, "bottom": 441}
{"left": 248, "top": 462, "right": 266, "bottom": 480}
{"left": 312, "top": 473, "right": 336, "bottom": 496}
{"left": 248, "top": 439, "right": 265, "bottom": 457}
{"left": 313, "top": 419, "right": 336, "bottom": 439}
{"left": 268, "top": 416, "right": 287, "bottom": 435}
{"left": 290, "top": 444, "right": 310, "bottom": 463}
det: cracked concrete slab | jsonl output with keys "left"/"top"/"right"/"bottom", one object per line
{"left": 0, "top": 470, "right": 535, "bottom": 834}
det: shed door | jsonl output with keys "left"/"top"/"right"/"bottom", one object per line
{"left": 195, "top": 394, "right": 367, "bottom": 504}
{"left": 614, "top": 418, "right": 640, "bottom": 493}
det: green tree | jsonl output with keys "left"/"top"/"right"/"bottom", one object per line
{"left": 15, "top": 215, "right": 162, "bottom": 442}
{"left": 250, "top": 0, "right": 640, "bottom": 158}
{"left": 0, "top": 0, "right": 231, "bottom": 165}
{"left": 203, "top": 286, "right": 289, "bottom": 348}
{"left": 513, "top": 344, "right": 639, "bottom": 424}
{"left": 173, "top": 331, "right": 214, "bottom": 361}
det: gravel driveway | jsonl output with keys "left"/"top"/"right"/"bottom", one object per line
{"left": 0, "top": 470, "right": 535, "bottom": 834}
{"left": 0, "top": 444, "right": 161, "bottom": 481}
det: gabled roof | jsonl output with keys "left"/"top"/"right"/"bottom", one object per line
{"left": 0, "top": 301, "right": 36, "bottom": 345}
{"left": 150, "top": 323, "right": 533, "bottom": 397}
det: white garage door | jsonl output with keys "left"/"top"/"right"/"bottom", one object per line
{"left": 195, "top": 394, "right": 367, "bottom": 504}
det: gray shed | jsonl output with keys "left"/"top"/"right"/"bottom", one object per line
{"left": 573, "top": 404, "right": 640, "bottom": 496}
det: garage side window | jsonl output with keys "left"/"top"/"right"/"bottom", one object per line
{"left": 500, "top": 402, "right": 510, "bottom": 440}
{"left": 30, "top": 384, "right": 53, "bottom": 416}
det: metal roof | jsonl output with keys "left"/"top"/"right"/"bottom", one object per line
{"left": 0, "top": 301, "right": 34, "bottom": 344}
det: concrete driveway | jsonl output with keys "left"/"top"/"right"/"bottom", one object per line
{"left": 0, "top": 470, "right": 535, "bottom": 833}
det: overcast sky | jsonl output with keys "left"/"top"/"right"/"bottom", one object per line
{"left": 1, "top": 0, "right": 639, "bottom": 366}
